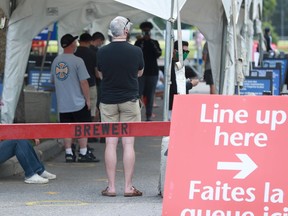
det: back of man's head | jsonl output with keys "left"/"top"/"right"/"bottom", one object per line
{"left": 79, "top": 32, "right": 91, "bottom": 41}
{"left": 92, "top": 32, "right": 105, "bottom": 41}
{"left": 110, "top": 16, "right": 132, "bottom": 37}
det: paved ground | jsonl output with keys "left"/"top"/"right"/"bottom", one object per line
{"left": 0, "top": 134, "right": 163, "bottom": 216}
{"left": 0, "top": 82, "right": 209, "bottom": 216}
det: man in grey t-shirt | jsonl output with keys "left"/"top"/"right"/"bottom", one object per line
{"left": 51, "top": 34, "right": 99, "bottom": 163}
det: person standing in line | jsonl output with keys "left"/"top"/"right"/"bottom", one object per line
{"left": 134, "top": 21, "right": 162, "bottom": 121}
{"left": 169, "top": 41, "right": 199, "bottom": 119}
{"left": 51, "top": 34, "right": 98, "bottom": 163}
{"left": 90, "top": 32, "right": 105, "bottom": 52}
{"left": 202, "top": 42, "right": 216, "bottom": 94}
{"left": 90, "top": 32, "right": 105, "bottom": 113}
{"left": 264, "top": 27, "right": 273, "bottom": 52}
{"left": 90, "top": 32, "right": 106, "bottom": 143}
{"left": 74, "top": 33, "right": 102, "bottom": 149}
{"left": 97, "top": 16, "right": 144, "bottom": 197}
{"left": 75, "top": 33, "right": 98, "bottom": 123}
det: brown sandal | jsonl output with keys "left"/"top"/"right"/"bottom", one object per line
{"left": 124, "top": 186, "right": 143, "bottom": 197}
{"left": 101, "top": 187, "right": 116, "bottom": 197}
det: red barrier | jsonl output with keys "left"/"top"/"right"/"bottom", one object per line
{"left": 0, "top": 121, "right": 171, "bottom": 140}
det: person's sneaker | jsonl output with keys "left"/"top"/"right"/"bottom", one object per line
{"left": 65, "top": 153, "right": 76, "bottom": 162}
{"left": 24, "top": 174, "right": 49, "bottom": 184}
{"left": 40, "top": 171, "right": 56, "bottom": 180}
{"left": 78, "top": 151, "right": 100, "bottom": 162}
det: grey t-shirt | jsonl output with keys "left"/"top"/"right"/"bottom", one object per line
{"left": 51, "top": 54, "right": 90, "bottom": 113}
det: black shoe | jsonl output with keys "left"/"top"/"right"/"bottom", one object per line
{"left": 65, "top": 154, "right": 76, "bottom": 163}
{"left": 78, "top": 151, "right": 100, "bottom": 163}
{"left": 87, "top": 145, "right": 95, "bottom": 152}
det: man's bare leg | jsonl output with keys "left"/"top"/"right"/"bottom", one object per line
{"left": 122, "top": 137, "right": 136, "bottom": 193}
{"left": 104, "top": 137, "right": 119, "bottom": 193}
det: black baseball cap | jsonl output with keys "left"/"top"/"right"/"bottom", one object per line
{"left": 79, "top": 33, "right": 92, "bottom": 42}
{"left": 61, "top": 34, "right": 78, "bottom": 48}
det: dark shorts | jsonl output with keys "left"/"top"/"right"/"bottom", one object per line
{"left": 59, "top": 105, "right": 91, "bottom": 123}
{"left": 204, "top": 69, "right": 214, "bottom": 85}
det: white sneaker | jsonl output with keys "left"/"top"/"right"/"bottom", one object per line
{"left": 24, "top": 174, "right": 49, "bottom": 184}
{"left": 40, "top": 170, "right": 56, "bottom": 180}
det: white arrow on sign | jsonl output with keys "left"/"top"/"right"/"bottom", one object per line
{"left": 217, "top": 154, "right": 258, "bottom": 179}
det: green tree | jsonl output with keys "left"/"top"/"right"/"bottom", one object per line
{"left": 271, "top": 0, "right": 288, "bottom": 38}
{"left": 262, "top": 0, "right": 278, "bottom": 43}
{"left": 262, "top": 0, "right": 277, "bottom": 22}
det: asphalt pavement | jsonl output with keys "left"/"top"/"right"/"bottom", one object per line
{"left": 0, "top": 82, "right": 209, "bottom": 216}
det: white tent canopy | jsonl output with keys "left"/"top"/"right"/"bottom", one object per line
{"left": 0, "top": 0, "right": 262, "bottom": 123}
{"left": 0, "top": 0, "right": 152, "bottom": 123}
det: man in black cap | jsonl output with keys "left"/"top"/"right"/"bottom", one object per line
{"left": 51, "top": 33, "right": 99, "bottom": 163}
{"left": 135, "top": 21, "right": 162, "bottom": 121}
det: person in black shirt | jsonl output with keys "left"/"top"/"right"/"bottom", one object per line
{"left": 169, "top": 41, "right": 199, "bottom": 118}
{"left": 74, "top": 33, "right": 100, "bottom": 161}
{"left": 75, "top": 33, "right": 98, "bottom": 122}
{"left": 134, "top": 21, "right": 162, "bottom": 121}
{"left": 97, "top": 16, "right": 144, "bottom": 197}
{"left": 90, "top": 32, "right": 106, "bottom": 142}
{"left": 264, "top": 27, "right": 273, "bottom": 52}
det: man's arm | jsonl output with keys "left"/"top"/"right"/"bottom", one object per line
{"left": 95, "top": 68, "right": 101, "bottom": 79}
{"left": 80, "top": 79, "right": 91, "bottom": 110}
{"left": 138, "top": 69, "right": 144, "bottom": 77}
{"left": 151, "top": 40, "right": 162, "bottom": 58}
{"left": 97, "top": 69, "right": 103, "bottom": 80}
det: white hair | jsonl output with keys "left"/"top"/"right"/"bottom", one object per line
{"left": 109, "top": 16, "right": 132, "bottom": 37}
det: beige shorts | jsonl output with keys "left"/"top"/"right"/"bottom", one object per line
{"left": 100, "top": 100, "right": 141, "bottom": 122}
{"left": 89, "top": 85, "right": 97, "bottom": 117}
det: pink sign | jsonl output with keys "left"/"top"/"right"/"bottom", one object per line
{"left": 163, "top": 95, "right": 288, "bottom": 216}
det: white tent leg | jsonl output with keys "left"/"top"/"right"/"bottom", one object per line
{"left": 158, "top": 136, "right": 169, "bottom": 196}
{"left": 159, "top": 15, "right": 174, "bottom": 196}
{"left": 1, "top": 39, "right": 31, "bottom": 123}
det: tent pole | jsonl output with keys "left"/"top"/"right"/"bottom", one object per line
{"left": 10, "top": 0, "right": 16, "bottom": 16}
{"left": 219, "top": 14, "right": 228, "bottom": 94}
{"left": 163, "top": 20, "right": 174, "bottom": 121}
{"left": 37, "top": 27, "right": 52, "bottom": 91}
{"left": 163, "top": 0, "right": 175, "bottom": 121}
{"left": 159, "top": 0, "right": 175, "bottom": 197}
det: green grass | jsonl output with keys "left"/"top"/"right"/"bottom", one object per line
{"left": 277, "top": 40, "right": 288, "bottom": 53}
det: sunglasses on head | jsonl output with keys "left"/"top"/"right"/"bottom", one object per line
{"left": 124, "top": 18, "right": 130, "bottom": 29}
